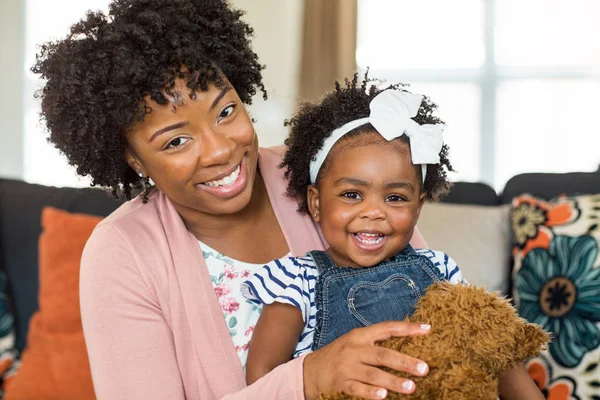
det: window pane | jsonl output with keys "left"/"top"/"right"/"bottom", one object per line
{"left": 495, "top": 0, "right": 600, "bottom": 67}
{"left": 25, "top": 0, "right": 111, "bottom": 74}
{"left": 357, "top": 0, "right": 485, "bottom": 70}
{"left": 24, "top": 107, "right": 91, "bottom": 187}
{"left": 24, "top": 0, "right": 111, "bottom": 187}
{"left": 495, "top": 79, "right": 600, "bottom": 188}
{"left": 404, "top": 83, "right": 481, "bottom": 182}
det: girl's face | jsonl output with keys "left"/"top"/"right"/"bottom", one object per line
{"left": 125, "top": 79, "right": 258, "bottom": 216}
{"left": 308, "top": 135, "right": 426, "bottom": 268}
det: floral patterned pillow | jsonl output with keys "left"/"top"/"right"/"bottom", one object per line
{"left": 511, "top": 193, "right": 600, "bottom": 399}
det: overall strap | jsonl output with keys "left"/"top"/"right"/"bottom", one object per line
{"left": 308, "top": 250, "right": 337, "bottom": 274}
{"left": 400, "top": 244, "right": 417, "bottom": 255}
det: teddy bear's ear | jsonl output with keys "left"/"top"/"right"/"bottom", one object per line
{"left": 513, "top": 322, "right": 551, "bottom": 363}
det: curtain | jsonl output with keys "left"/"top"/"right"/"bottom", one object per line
{"left": 298, "top": 0, "right": 358, "bottom": 102}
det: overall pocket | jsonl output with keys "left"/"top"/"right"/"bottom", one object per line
{"left": 347, "top": 274, "right": 421, "bottom": 326}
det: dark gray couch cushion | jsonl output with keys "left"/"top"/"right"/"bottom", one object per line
{"left": 501, "top": 171, "right": 600, "bottom": 204}
{"left": 440, "top": 181, "right": 500, "bottom": 206}
{"left": 0, "top": 179, "right": 122, "bottom": 351}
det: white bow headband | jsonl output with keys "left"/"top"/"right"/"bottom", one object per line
{"left": 308, "top": 89, "right": 444, "bottom": 185}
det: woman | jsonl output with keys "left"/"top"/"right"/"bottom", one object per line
{"left": 32, "top": 0, "right": 431, "bottom": 399}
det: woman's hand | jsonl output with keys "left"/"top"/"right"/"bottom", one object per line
{"left": 302, "top": 321, "right": 431, "bottom": 400}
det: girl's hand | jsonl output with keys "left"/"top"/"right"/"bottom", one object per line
{"left": 302, "top": 321, "right": 431, "bottom": 400}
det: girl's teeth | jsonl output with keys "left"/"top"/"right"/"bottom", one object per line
{"left": 355, "top": 233, "right": 384, "bottom": 244}
{"left": 205, "top": 165, "right": 240, "bottom": 187}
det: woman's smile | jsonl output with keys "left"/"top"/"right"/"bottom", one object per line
{"left": 197, "top": 156, "right": 249, "bottom": 199}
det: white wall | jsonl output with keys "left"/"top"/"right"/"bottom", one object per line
{"left": 231, "top": 0, "right": 303, "bottom": 146}
{"left": 0, "top": 0, "right": 25, "bottom": 179}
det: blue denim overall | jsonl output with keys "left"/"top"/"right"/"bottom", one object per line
{"left": 309, "top": 245, "right": 442, "bottom": 351}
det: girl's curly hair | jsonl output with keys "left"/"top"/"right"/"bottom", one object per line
{"left": 31, "top": 0, "right": 266, "bottom": 199}
{"left": 281, "top": 73, "right": 454, "bottom": 214}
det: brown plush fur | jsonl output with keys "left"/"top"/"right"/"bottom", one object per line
{"left": 321, "top": 282, "right": 550, "bottom": 400}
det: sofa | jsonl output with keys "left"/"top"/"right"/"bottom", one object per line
{"left": 0, "top": 169, "right": 599, "bottom": 398}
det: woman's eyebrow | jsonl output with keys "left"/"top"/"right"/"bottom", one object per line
{"left": 149, "top": 121, "right": 189, "bottom": 142}
{"left": 210, "top": 86, "right": 232, "bottom": 110}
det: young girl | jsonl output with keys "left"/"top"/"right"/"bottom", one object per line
{"left": 242, "top": 75, "right": 544, "bottom": 399}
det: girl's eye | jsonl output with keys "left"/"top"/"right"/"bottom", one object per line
{"left": 218, "top": 104, "right": 236, "bottom": 121}
{"left": 386, "top": 194, "right": 406, "bottom": 202}
{"left": 342, "top": 192, "right": 362, "bottom": 200}
{"left": 166, "top": 136, "right": 190, "bottom": 149}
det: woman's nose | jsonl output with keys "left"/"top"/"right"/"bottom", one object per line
{"left": 198, "top": 128, "right": 235, "bottom": 167}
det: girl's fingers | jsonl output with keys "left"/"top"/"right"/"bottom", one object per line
{"left": 360, "top": 346, "right": 429, "bottom": 378}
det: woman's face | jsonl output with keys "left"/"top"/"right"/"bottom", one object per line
{"left": 125, "top": 79, "right": 258, "bottom": 216}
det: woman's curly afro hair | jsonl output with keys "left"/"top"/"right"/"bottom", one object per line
{"left": 281, "top": 73, "right": 454, "bottom": 214}
{"left": 31, "top": 0, "right": 266, "bottom": 200}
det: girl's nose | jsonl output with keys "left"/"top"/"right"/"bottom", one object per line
{"left": 198, "top": 127, "right": 235, "bottom": 167}
{"left": 360, "top": 199, "right": 386, "bottom": 220}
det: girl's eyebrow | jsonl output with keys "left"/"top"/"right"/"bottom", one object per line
{"left": 333, "top": 177, "right": 369, "bottom": 187}
{"left": 333, "top": 177, "right": 415, "bottom": 192}
{"left": 385, "top": 181, "right": 415, "bottom": 192}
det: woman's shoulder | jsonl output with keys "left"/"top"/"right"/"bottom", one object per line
{"left": 257, "top": 145, "right": 287, "bottom": 170}
{"left": 259, "top": 145, "right": 287, "bottom": 158}
{"left": 98, "top": 190, "right": 161, "bottom": 229}
{"left": 86, "top": 190, "right": 168, "bottom": 254}
{"left": 81, "top": 189, "right": 179, "bottom": 293}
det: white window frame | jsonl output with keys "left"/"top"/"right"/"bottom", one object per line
{"left": 357, "top": 0, "right": 600, "bottom": 187}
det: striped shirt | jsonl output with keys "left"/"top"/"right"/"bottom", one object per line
{"left": 241, "top": 249, "right": 465, "bottom": 358}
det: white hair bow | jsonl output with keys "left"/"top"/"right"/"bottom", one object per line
{"left": 308, "top": 89, "right": 444, "bottom": 184}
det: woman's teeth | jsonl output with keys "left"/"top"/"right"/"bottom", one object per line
{"left": 204, "top": 165, "right": 241, "bottom": 187}
{"left": 354, "top": 233, "right": 384, "bottom": 244}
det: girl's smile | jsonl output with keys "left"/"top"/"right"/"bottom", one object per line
{"left": 351, "top": 231, "right": 388, "bottom": 252}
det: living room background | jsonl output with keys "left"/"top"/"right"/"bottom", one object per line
{"left": 1, "top": 0, "right": 599, "bottom": 190}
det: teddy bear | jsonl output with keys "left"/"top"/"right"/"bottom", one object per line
{"left": 321, "top": 281, "right": 550, "bottom": 400}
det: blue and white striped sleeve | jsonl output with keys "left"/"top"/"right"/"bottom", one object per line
{"left": 241, "top": 256, "right": 317, "bottom": 323}
{"left": 416, "top": 249, "right": 467, "bottom": 284}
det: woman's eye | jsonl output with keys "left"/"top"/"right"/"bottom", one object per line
{"left": 386, "top": 194, "right": 406, "bottom": 202}
{"left": 166, "top": 137, "right": 190, "bottom": 149}
{"left": 218, "top": 104, "right": 236, "bottom": 121}
{"left": 342, "top": 192, "right": 361, "bottom": 200}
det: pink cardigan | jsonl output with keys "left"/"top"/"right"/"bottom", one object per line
{"left": 80, "top": 146, "right": 427, "bottom": 400}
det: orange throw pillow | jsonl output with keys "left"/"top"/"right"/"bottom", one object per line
{"left": 4, "top": 207, "right": 102, "bottom": 400}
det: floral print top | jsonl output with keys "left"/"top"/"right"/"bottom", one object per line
{"left": 199, "top": 241, "right": 265, "bottom": 369}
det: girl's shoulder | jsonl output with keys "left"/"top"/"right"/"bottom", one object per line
{"left": 241, "top": 255, "right": 318, "bottom": 311}
{"left": 263, "top": 255, "right": 318, "bottom": 276}
{"left": 414, "top": 248, "right": 465, "bottom": 283}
